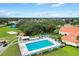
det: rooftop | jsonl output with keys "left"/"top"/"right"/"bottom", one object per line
{"left": 60, "top": 25, "right": 79, "bottom": 44}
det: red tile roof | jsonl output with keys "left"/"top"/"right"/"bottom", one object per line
{"left": 60, "top": 26, "right": 79, "bottom": 44}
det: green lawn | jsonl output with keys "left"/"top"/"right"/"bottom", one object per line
{"left": 0, "top": 26, "right": 21, "bottom": 56}
{"left": 1, "top": 45, "right": 79, "bottom": 56}
{"left": 0, "top": 26, "right": 79, "bottom": 56}
{"left": 0, "top": 26, "right": 20, "bottom": 43}
{"left": 38, "top": 46, "right": 79, "bottom": 56}
{"left": 1, "top": 43, "right": 21, "bottom": 56}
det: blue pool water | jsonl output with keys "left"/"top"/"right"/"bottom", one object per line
{"left": 26, "top": 40, "right": 54, "bottom": 51}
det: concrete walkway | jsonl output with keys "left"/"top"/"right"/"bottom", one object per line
{"left": 0, "top": 46, "right": 6, "bottom": 54}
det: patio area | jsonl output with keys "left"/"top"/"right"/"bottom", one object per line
{"left": 18, "top": 36, "right": 62, "bottom": 56}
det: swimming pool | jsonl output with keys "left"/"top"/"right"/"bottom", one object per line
{"left": 25, "top": 40, "right": 54, "bottom": 51}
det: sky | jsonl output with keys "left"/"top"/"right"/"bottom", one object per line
{"left": 0, "top": 3, "right": 79, "bottom": 18}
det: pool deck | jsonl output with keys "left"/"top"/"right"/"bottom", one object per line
{"left": 18, "top": 37, "right": 62, "bottom": 56}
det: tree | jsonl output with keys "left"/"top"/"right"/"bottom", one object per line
{"left": 17, "top": 19, "right": 63, "bottom": 36}
{"left": 76, "top": 36, "right": 79, "bottom": 40}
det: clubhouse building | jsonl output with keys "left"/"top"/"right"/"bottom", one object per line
{"left": 59, "top": 25, "right": 79, "bottom": 46}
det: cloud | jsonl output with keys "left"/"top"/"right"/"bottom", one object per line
{"left": 36, "top": 3, "right": 50, "bottom": 6}
{"left": 0, "top": 10, "right": 25, "bottom": 17}
{"left": 36, "top": 3, "right": 44, "bottom": 5}
{"left": 31, "top": 11, "right": 79, "bottom": 18}
{"left": 0, "top": 10, "right": 11, "bottom": 17}
{"left": 36, "top": 3, "right": 65, "bottom": 7}
{"left": 0, "top": 10, "right": 60, "bottom": 17}
{"left": 0, "top": 9, "right": 78, "bottom": 18}
{"left": 31, "top": 11, "right": 61, "bottom": 17}
{"left": 0, "top": 10, "right": 5, "bottom": 12}
{"left": 51, "top": 3, "right": 65, "bottom": 7}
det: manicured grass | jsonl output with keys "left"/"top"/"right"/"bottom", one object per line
{"left": 2, "top": 45, "right": 79, "bottom": 56}
{"left": 0, "top": 26, "right": 18, "bottom": 37}
{"left": 39, "top": 46, "right": 79, "bottom": 56}
{"left": 0, "top": 26, "right": 20, "bottom": 43}
{"left": 0, "top": 26, "right": 21, "bottom": 56}
{"left": 1, "top": 44, "right": 21, "bottom": 56}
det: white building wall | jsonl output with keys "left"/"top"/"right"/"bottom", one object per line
{"left": 62, "top": 40, "right": 79, "bottom": 46}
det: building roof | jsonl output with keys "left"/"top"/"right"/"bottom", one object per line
{"left": 60, "top": 25, "right": 79, "bottom": 44}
